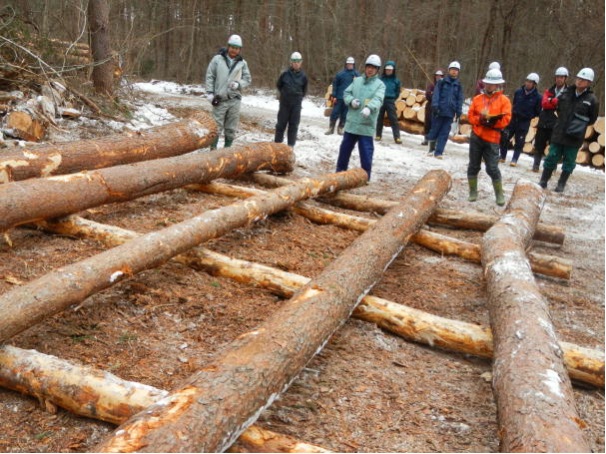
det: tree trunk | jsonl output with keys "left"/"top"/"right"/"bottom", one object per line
{"left": 95, "top": 170, "right": 452, "bottom": 453}
{"left": 88, "top": 0, "right": 113, "bottom": 95}
{"left": 0, "top": 143, "right": 294, "bottom": 232}
{"left": 0, "top": 169, "right": 367, "bottom": 343}
{"left": 249, "top": 174, "right": 566, "bottom": 245}
{"left": 0, "top": 345, "right": 329, "bottom": 453}
{"left": 37, "top": 215, "right": 604, "bottom": 388}
{"left": 481, "top": 181, "right": 590, "bottom": 452}
{"left": 0, "top": 112, "right": 217, "bottom": 183}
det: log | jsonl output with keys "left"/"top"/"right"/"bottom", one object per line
{"left": 591, "top": 153, "right": 604, "bottom": 168}
{"left": 95, "top": 170, "right": 452, "bottom": 453}
{"left": 405, "top": 94, "right": 416, "bottom": 106}
{"left": 522, "top": 142, "right": 534, "bottom": 153}
{"left": 403, "top": 106, "right": 416, "bottom": 120}
{"left": 416, "top": 105, "right": 425, "bottom": 123}
{"left": 525, "top": 127, "right": 536, "bottom": 143}
{"left": 395, "top": 100, "right": 406, "bottom": 119}
{"left": 450, "top": 134, "right": 469, "bottom": 144}
{"left": 593, "top": 117, "right": 605, "bottom": 135}
{"left": 249, "top": 173, "right": 566, "bottom": 245}
{"left": 37, "top": 215, "right": 604, "bottom": 388}
{"left": 530, "top": 117, "right": 539, "bottom": 128}
{"left": 4, "top": 111, "right": 45, "bottom": 142}
{"left": 584, "top": 124, "right": 594, "bottom": 139}
{"left": 0, "top": 111, "right": 217, "bottom": 183}
{"left": 398, "top": 120, "right": 424, "bottom": 135}
{"left": 192, "top": 182, "right": 571, "bottom": 279}
{"left": 415, "top": 93, "right": 425, "bottom": 103}
{"left": 0, "top": 143, "right": 295, "bottom": 232}
{"left": 481, "top": 181, "right": 590, "bottom": 452}
{"left": 0, "top": 345, "right": 329, "bottom": 453}
{"left": 459, "top": 123, "right": 472, "bottom": 136}
{"left": 598, "top": 133, "right": 605, "bottom": 147}
{"left": 576, "top": 150, "right": 590, "bottom": 165}
{"left": 588, "top": 141, "right": 601, "bottom": 153}
{"left": 0, "top": 168, "right": 366, "bottom": 342}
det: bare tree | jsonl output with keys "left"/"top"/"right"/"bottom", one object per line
{"left": 88, "top": 0, "right": 113, "bottom": 94}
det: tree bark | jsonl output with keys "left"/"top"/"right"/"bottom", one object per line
{"left": 0, "top": 143, "right": 294, "bottom": 232}
{"left": 0, "top": 111, "right": 217, "bottom": 183}
{"left": 95, "top": 170, "right": 452, "bottom": 453}
{"left": 481, "top": 181, "right": 590, "bottom": 452}
{"left": 0, "top": 169, "right": 367, "bottom": 343}
{"left": 37, "top": 215, "right": 604, "bottom": 388}
{"left": 249, "top": 173, "right": 566, "bottom": 245}
{"left": 0, "top": 345, "right": 329, "bottom": 453}
{"left": 88, "top": 0, "right": 114, "bottom": 95}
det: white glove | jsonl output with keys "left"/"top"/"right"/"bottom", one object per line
{"left": 351, "top": 99, "right": 361, "bottom": 109}
{"left": 206, "top": 93, "right": 214, "bottom": 102}
{"left": 229, "top": 81, "right": 239, "bottom": 90}
{"left": 361, "top": 107, "right": 371, "bottom": 118}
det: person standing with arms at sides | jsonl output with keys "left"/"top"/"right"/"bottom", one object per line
{"left": 539, "top": 68, "right": 599, "bottom": 193}
{"left": 326, "top": 57, "right": 360, "bottom": 135}
{"left": 475, "top": 61, "right": 501, "bottom": 95}
{"left": 274, "top": 52, "right": 308, "bottom": 149}
{"left": 531, "top": 67, "right": 569, "bottom": 172}
{"left": 205, "top": 34, "right": 252, "bottom": 149}
{"left": 427, "top": 61, "right": 464, "bottom": 159}
{"left": 499, "top": 73, "right": 541, "bottom": 166}
{"left": 335, "top": 54, "right": 385, "bottom": 180}
{"left": 375, "top": 60, "right": 402, "bottom": 144}
{"left": 466, "top": 69, "right": 511, "bottom": 206}
{"left": 422, "top": 69, "right": 443, "bottom": 145}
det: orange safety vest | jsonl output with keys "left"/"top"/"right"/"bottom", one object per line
{"left": 468, "top": 91, "right": 512, "bottom": 143}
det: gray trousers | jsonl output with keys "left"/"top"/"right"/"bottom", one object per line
{"left": 212, "top": 97, "right": 241, "bottom": 142}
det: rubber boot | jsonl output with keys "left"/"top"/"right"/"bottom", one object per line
{"left": 539, "top": 168, "right": 553, "bottom": 189}
{"left": 467, "top": 177, "right": 478, "bottom": 202}
{"left": 325, "top": 120, "right": 336, "bottom": 135}
{"left": 492, "top": 179, "right": 505, "bottom": 206}
{"left": 337, "top": 124, "right": 344, "bottom": 135}
{"left": 554, "top": 171, "right": 571, "bottom": 193}
{"left": 427, "top": 140, "right": 436, "bottom": 156}
{"left": 210, "top": 136, "right": 219, "bottom": 150}
{"left": 224, "top": 138, "right": 233, "bottom": 148}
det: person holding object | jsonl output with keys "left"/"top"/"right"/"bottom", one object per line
{"left": 466, "top": 69, "right": 512, "bottom": 205}
{"left": 539, "top": 68, "right": 599, "bottom": 193}
{"left": 205, "top": 34, "right": 252, "bottom": 149}
{"left": 335, "top": 54, "right": 385, "bottom": 180}
{"left": 375, "top": 60, "right": 402, "bottom": 144}
{"left": 326, "top": 57, "right": 360, "bottom": 135}
{"left": 274, "top": 52, "right": 308, "bottom": 148}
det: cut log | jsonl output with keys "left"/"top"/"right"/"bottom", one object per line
{"left": 530, "top": 117, "right": 539, "bottom": 128}
{"left": 405, "top": 94, "right": 416, "bottom": 106}
{"left": 0, "top": 143, "right": 295, "bottom": 232}
{"left": 593, "top": 116, "right": 605, "bottom": 134}
{"left": 95, "top": 170, "right": 452, "bottom": 453}
{"left": 598, "top": 133, "right": 605, "bottom": 147}
{"left": 0, "top": 168, "right": 366, "bottom": 342}
{"left": 576, "top": 150, "right": 591, "bottom": 165}
{"left": 584, "top": 124, "right": 594, "bottom": 139}
{"left": 525, "top": 127, "right": 536, "bottom": 142}
{"left": 0, "top": 346, "right": 329, "bottom": 453}
{"left": 522, "top": 142, "right": 534, "bottom": 153}
{"left": 416, "top": 106, "right": 425, "bottom": 123}
{"left": 37, "top": 215, "right": 604, "bottom": 388}
{"left": 398, "top": 120, "right": 424, "bottom": 135}
{"left": 249, "top": 173, "right": 566, "bottom": 245}
{"left": 450, "top": 134, "right": 469, "bottom": 144}
{"left": 0, "top": 111, "right": 217, "bottom": 183}
{"left": 482, "top": 181, "right": 590, "bottom": 452}
{"left": 415, "top": 93, "right": 425, "bottom": 103}
{"left": 4, "top": 111, "right": 45, "bottom": 142}
{"left": 588, "top": 141, "right": 601, "bottom": 153}
{"left": 395, "top": 99, "right": 406, "bottom": 119}
{"left": 403, "top": 106, "right": 416, "bottom": 120}
{"left": 591, "top": 153, "right": 604, "bottom": 168}
{"left": 459, "top": 123, "right": 472, "bottom": 136}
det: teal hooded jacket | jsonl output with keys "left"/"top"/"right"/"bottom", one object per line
{"left": 343, "top": 73, "right": 386, "bottom": 136}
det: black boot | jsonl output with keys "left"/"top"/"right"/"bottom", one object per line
{"left": 539, "top": 168, "right": 553, "bottom": 189}
{"left": 532, "top": 149, "right": 543, "bottom": 172}
{"left": 325, "top": 120, "right": 336, "bottom": 135}
{"left": 554, "top": 171, "right": 571, "bottom": 193}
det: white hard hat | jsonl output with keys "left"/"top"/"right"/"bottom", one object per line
{"left": 346, "top": 56, "right": 355, "bottom": 64}
{"left": 526, "top": 72, "right": 540, "bottom": 84}
{"left": 488, "top": 61, "right": 501, "bottom": 71}
{"left": 576, "top": 67, "right": 594, "bottom": 82}
{"left": 365, "top": 54, "right": 381, "bottom": 68}
{"left": 448, "top": 61, "right": 461, "bottom": 70}
{"left": 290, "top": 51, "right": 302, "bottom": 61}
{"left": 385, "top": 64, "right": 394, "bottom": 70}
{"left": 555, "top": 67, "right": 569, "bottom": 77}
{"left": 435, "top": 69, "right": 444, "bottom": 76}
{"left": 227, "top": 34, "right": 242, "bottom": 47}
{"left": 482, "top": 69, "right": 505, "bottom": 85}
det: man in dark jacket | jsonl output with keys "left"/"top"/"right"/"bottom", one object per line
{"left": 422, "top": 69, "right": 444, "bottom": 145}
{"left": 375, "top": 60, "right": 402, "bottom": 144}
{"left": 539, "top": 68, "right": 599, "bottom": 193}
{"left": 274, "top": 52, "right": 308, "bottom": 148}
{"left": 532, "top": 67, "right": 569, "bottom": 172}
{"left": 326, "top": 57, "right": 360, "bottom": 135}
{"left": 499, "top": 73, "right": 542, "bottom": 166}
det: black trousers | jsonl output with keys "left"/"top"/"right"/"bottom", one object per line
{"left": 275, "top": 99, "right": 302, "bottom": 146}
{"left": 375, "top": 99, "right": 400, "bottom": 139}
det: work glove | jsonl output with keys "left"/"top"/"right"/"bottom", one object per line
{"left": 361, "top": 107, "right": 371, "bottom": 118}
{"left": 351, "top": 99, "right": 361, "bottom": 109}
{"left": 229, "top": 81, "right": 239, "bottom": 90}
{"left": 206, "top": 93, "right": 214, "bottom": 102}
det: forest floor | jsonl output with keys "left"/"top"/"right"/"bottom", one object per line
{"left": 0, "top": 87, "right": 604, "bottom": 453}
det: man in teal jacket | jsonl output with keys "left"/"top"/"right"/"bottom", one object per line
{"left": 375, "top": 60, "right": 402, "bottom": 144}
{"left": 336, "top": 54, "right": 386, "bottom": 180}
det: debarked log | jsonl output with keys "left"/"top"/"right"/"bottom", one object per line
{"left": 0, "top": 111, "right": 217, "bottom": 183}
{"left": 482, "top": 181, "right": 590, "bottom": 452}
{"left": 95, "top": 170, "right": 452, "bottom": 453}
{"left": 0, "top": 169, "right": 367, "bottom": 343}
{"left": 0, "top": 142, "right": 295, "bottom": 232}
{"left": 0, "top": 345, "right": 329, "bottom": 453}
{"left": 37, "top": 215, "right": 604, "bottom": 388}
{"left": 248, "top": 173, "right": 565, "bottom": 245}
{"left": 189, "top": 181, "right": 571, "bottom": 280}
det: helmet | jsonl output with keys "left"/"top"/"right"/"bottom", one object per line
{"left": 346, "top": 56, "right": 355, "bottom": 64}
{"left": 448, "top": 61, "right": 461, "bottom": 70}
{"left": 555, "top": 67, "right": 569, "bottom": 77}
{"left": 227, "top": 34, "right": 242, "bottom": 48}
{"left": 488, "top": 61, "right": 500, "bottom": 71}
{"left": 290, "top": 51, "right": 302, "bottom": 61}
{"left": 482, "top": 69, "right": 505, "bottom": 85}
{"left": 526, "top": 72, "right": 540, "bottom": 84}
{"left": 576, "top": 67, "right": 594, "bottom": 82}
{"left": 365, "top": 54, "right": 381, "bottom": 68}
{"left": 435, "top": 69, "right": 444, "bottom": 76}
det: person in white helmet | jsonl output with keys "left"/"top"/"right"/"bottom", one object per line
{"left": 326, "top": 57, "right": 360, "bottom": 135}
{"left": 274, "top": 52, "right": 308, "bottom": 148}
{"left": 475, "top": 61, "right": 501, "bottom": 95}
{"left": 422, "top": 69, "right": 444, "bottom": 145}
{"left": 539, "top": 68, "right": 599, "bottom": 193}
{"left": 336, "top": 54, "right": 385, "bottom": 180}
{"left": 531, "top": 67, "right": 569, "bottom": 172}
{"left": 499, "top": 72, "right": 541, "bottom": 166}
{"left": 205, "top": 34, "right": 252, "bottom": 149}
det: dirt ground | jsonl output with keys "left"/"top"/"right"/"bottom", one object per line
{"left": 0, "top": 92, "right": 604, "bottom": 453}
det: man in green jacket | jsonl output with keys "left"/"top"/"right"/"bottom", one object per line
{"left": 336, "top": 54, "right": 386, "bottom": 180}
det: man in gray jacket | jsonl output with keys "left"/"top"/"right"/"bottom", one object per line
{"left": 205, "top": 34, "right": 252, "bottom": 149}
